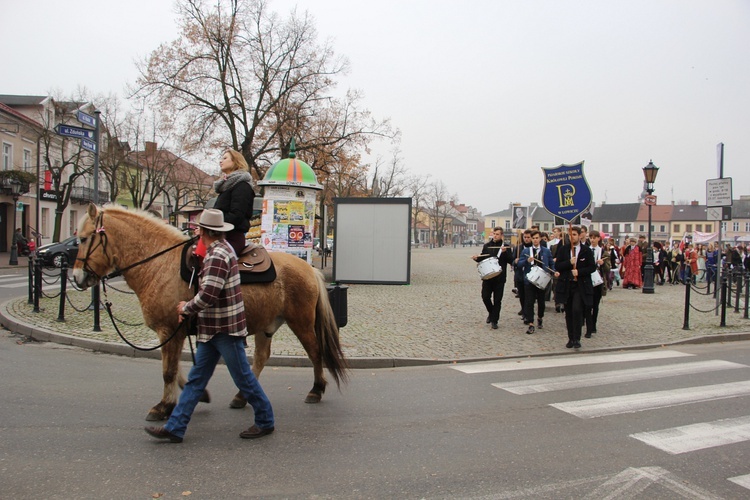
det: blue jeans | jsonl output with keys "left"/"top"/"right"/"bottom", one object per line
{"left": 164, "top": 333, "right": 274, "bottom": 439}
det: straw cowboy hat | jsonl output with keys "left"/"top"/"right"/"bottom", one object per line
{"left": 197, "top": 209, "right": 234, "bottom": 232}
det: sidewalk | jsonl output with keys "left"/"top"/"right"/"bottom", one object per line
{"left": 2, "top": 246, "right": 749, "bottom": 368}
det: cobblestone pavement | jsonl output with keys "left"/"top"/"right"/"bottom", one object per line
{"left": 1, "top": 246, "right": 749, "bottom": 366}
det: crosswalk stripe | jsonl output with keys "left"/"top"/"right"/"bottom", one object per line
{"left": 493, "top": 360, "right": 746, "bottom": 394}
{"left": 452, "top": 350, "right": 693, "bottom": 374}
{"left": 631, "top": 415, "right": 750, "bottom": 455}
{"left": 551, "top": 380, "right": 750, "bottom": 419}
{"left": 728, "top": 474, "right": 750, "bottom": 490}
{"left": 1, "top": 282, "right": 36, "bottom": 289}
{"left": 0, "top": 275, "right": 28, "bottom": 282}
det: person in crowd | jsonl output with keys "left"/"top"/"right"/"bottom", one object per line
{"left": 144, "top": 209, "right": 275, "bottom": 443}
{"left": 579, "top": 226, "right": 590, "bottom": 247}
{"left": 695, "top": 244, "right": 707, "bottom": 282}
{"left": 472, "top": 227, "right": 514, "bottom": 330}
{"left": 637, "top": 234, "right": 648, "bottom": 280}
{"left": 584, "top": 230, "right": 610, "bottom": 338}
{"left": 551, "top": 230, "right": 569, "bottom": 311}
{"left": 518, "top": 230, "right": 553, "bottom": 335}
{"left": 513, "top": 230, "right": 533, "bottom": 322}
{"left": 621, "top": 237, "right": 643, "bottom": 289}
{"left": 554, "top": 226, "right": 596, "bottom": 349}
{"left": 608, "top": 240, "right": 621, "bottom": 289}
{"left": 674, "top": 245, "right": 686, "bottom": 284}
{"left": 705, "top": 242, "right": 718, "bottom": 285}
{"left": 548, "top": 227, "right": 562, "bottom": 248}
{"left": 653, "top": 242, "right": 667, "bottom": 285}
{"left": 684, "top": 243, "right": 698, "bottom": 284}
{"left": 212, "top": 149, "right": 256, "bottom": 256}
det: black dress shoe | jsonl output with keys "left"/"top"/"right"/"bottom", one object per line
{"left": 517, "top": 309, "right": 524, "bottom": 316}
{"left": 538, "top": 318, "right": 543, "bottom": 329}
{"left": 555, "top": 304, "right": 561, "bottom": 313}
{"left": 144, "top": 426, "right": 183, "bottom": 443}
{"left": 239, "top": 425, "right": 275, "bottom": 439}
{"left": 491, "top": 322, "right": 498, "bottom": 330}
{"left": 486, "top": 315, "right": 491, "bottom": 324}
{"left": 566, "top": 341, "right": 574, "bottom": 348}
{"left": 584, "top": 332, "right": 592, "bottom": 338}
{"left": 526, "top": 325, "right": 535, "bottom": 335}
{"left": 573, "top": 341, "right": 582, "bottom": 348}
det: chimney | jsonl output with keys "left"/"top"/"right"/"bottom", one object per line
{"left": 691, "top": 200, "right": 699, "bottom": 206}
{"left": 145, "top": 141, "right": 157, "bottom": 157}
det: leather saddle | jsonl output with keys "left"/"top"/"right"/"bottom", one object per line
{"left": 181, "top": 242, "right": 276, "bottom": 286}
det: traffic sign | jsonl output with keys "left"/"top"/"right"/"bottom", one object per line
{"left": 81, "top": 138, "right": 97, "bottom": 153}
{"left": 707, "top": 207, "right": 722, "bottom": 221}
{"left": 54, "top": 124, "right": 94, "bottom": 140}
{"left": 706, "top": 178, "right": 732, "bottom": 207}
{"left": 644, "top": 194, "right": 657, "bottom": 206}
{"left": 77, "top": 110, "right": 96, "bottom": 128}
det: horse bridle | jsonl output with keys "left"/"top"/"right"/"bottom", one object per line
{"left": 77, "top": 211, "right": 198, "bottom": 282}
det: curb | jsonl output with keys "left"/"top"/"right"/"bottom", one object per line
{"left": 3, "top": 296, "right": 750, "bottom": 369}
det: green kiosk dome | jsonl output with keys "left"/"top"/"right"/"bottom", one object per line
{"left": 258, "top": 140, "right": 322, "bottom": 190}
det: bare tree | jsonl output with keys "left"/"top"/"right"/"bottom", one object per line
{"left": 35, "top": 98, "right": 95, "bottom": 242}
{"left": 405, "top": 173, "right": 431, "bottom": 243}
{"left": 425, "top": 180, "right": 459, "bottom": 247}
{"left": 366, "top": 148, "right": 407, "bottom": 198}
{"left": 134, "top": 0, "right": 395, "bottom": 182}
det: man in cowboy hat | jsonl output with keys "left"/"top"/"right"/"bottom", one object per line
{"left": 145, "top": 209, "right": 275, "bottom": 443}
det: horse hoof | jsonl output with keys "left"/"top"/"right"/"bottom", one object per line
{"left": 229, "top": 397, "right": 248, "bottom": 409}
{"left": 304, "top": 393, "right": 322, "bottom": 404}
{"left": 145, "top": 411, "right": 166, "bottom": 422}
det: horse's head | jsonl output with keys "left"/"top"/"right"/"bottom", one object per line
{"left": 72, "top": 203, "right": 113, "bottom": 290}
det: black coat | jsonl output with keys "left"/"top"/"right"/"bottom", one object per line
{"left": 554, "top": 244, "right": 597, "bottom": 306}
{"left": 213, "top": 181, "right": 255, "bottom": 234}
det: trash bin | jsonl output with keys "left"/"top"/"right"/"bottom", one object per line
{"left": 326, "top": 284, "right": 349, "bottom": 328}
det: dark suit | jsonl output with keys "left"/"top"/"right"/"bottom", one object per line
{"left": 477, "top": 241, "right": 514, "bottom": 324}
{"left": 554, "top": 244, "right": 596, "bottom": 343}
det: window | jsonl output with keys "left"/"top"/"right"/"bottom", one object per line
{"left": 733, "top": 222, "right": 739, "bottom": 232}
{"left": 69, "top": 210, "right": 78, "bottom": 237}
{"left": 612, "top": 223, "right": 619, "bottom": 233}
{"left": 686, "top": 224, "right": 693, "bottom": 232}
{"left": 705, "top": 224, "right": 712, "bottom": 232}
{"left": 602, "top": 224, "right": 609, "bottom": 232}
{"left": 23, "top": 149, "right": 32, "bottom": 171}
{"left": 722, "top": 222, "right": 727, "bottom": 232}
{"left": 504, "top": 220, "right": 510, "bottom": 231}
{"left": 696, "top": 224, "right": 702, "bottom": 232}
{"left": 41, "top": 208, "right": 49, "bottom": 238}
{"left": 746, "top": 223, "right": 750, "bottom": 232}
{"left": 660, "top": 225, "right": 666, "bottom": 232}
{"left": 673, "top": 224, "right": 680, "bottom": 233}
{"left": 2, "top": 142, "right": 12, "bottom": 170}
{"left": 543, "top": 223, "right": 549, "bottom": 231}
{"left": 624, "top": 224, "right": 632, "bottom": 232}
{"left": 639, "top": 224, "right": 645, "bottom": 231}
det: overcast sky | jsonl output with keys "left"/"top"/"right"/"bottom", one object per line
{"left": 3, "top": 0, "right": 749, "bottom": 215}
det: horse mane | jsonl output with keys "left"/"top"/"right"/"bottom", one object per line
{"left": 93, "top": 204, "right": 188, "bottom": 242}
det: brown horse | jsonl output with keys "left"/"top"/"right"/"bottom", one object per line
{"left": 72, "top": 204, "right": 348, "bottom": 421}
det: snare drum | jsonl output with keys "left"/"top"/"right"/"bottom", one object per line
{"left": 477, "top": 257, "right": 502, "bottom": 280}
{"left": 527, "top": 265, "right": 552, "bottom": 290}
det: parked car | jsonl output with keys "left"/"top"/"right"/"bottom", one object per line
{"left": 35, "top": 236, "right": 79, "bottom": 268}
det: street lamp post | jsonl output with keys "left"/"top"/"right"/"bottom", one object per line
{"left": 642, "top": 160, "right": 659, "bottom": 294}
{"left": 8, "top": 179, "right": 23, "bottom": 266}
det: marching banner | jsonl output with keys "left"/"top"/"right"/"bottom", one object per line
{"left": 542, "top": 161, "right": 593, "bottom": 223}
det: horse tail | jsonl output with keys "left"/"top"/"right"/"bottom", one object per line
{"left": 313, "top": 269, "right": 349, "bottom": 387}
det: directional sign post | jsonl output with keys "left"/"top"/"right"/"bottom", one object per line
{"left": 77, "top": 110, "right": 96, "bottom": 128}
{"left": 54, "top": 124, "right": 94, "bottom": 140}
{"left": 81, "top": 138, "right": 97, "bottom": 153}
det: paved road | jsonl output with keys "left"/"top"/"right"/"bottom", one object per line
{"left": 3, "top": 330, "right": 750, "bottom": 499}
{"left": 1, "top": 246, "right": 749, "bottom": 366}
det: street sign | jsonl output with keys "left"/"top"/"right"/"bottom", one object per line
{"left": 707, "top": 207, "right": 722, "bottom": 221}
{"left": 706, "top": 177, "right": 732, "bottom": 207}
{"left": 644, "top": 194, "right": 657, "bottom": 206}
{"left": 77, "top": 110, "right": 96, "bottom": 128}
{"left": 81, "top": 138, "right": 97, "bottom": 153}
{"left": 54, "top": 124, "right": 94, "bottom": 140}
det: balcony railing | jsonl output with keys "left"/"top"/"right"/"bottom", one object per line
{"left": 71, "top": 186, "right": 109, "bottom": 204}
